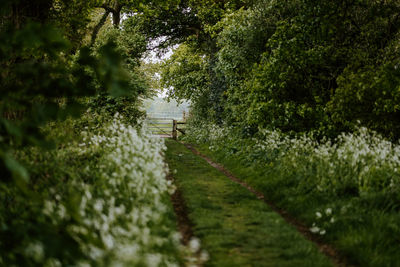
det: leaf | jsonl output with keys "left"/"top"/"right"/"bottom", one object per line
{"left": 1, "top": 119, "right": 23, "bottom": 139}
{"left": 2, "top": 152, "right": 29, "bottom": 183}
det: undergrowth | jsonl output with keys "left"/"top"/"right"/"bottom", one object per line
{"left": 0, "top": 112, "right": 189, "bottom": 266}
{"left": 183, "top": 122, "right": 400, "bottom": 266}
{"left": 165, "top": 140, "right": 332, "bottom": 267}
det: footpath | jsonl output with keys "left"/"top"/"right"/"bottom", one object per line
{"left": 165, "top": 140, "right": 341, "bottom": 267}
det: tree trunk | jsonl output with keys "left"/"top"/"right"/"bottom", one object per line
{"left": 111, "top": 1, "right": 122, "bottom": 27}
{"left": 112, "top": 10, "right": 121, "bottom": 27}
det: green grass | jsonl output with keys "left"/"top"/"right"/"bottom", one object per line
{"left": 190, "top": 142, "right": 400, "bottom": 267}
{"left": 165, "top": 140, "right": 333, "bottom": 267}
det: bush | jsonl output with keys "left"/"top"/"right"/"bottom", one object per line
{"left": 0, "top": 113, "right": 184, "bottom": 266}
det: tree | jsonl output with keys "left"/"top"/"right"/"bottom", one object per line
{"left": 156, "top": 0, "right": 400, "bottom": 139}
{"left": 0, "top": 0, "right": 151, "bottom": 185}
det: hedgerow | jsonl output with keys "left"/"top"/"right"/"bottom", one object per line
{"left": 0, "top": 113, "right": 186, "bottom": 266}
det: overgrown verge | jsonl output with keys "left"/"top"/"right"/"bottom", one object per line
{"left": 0, "top": 112, "right": 185, "bottom": 266}
{"left": 165, "top": 139, "right": 332, "bottom": 267}
{"left": 183, "top": 122, "right": 400, "bottom": 266}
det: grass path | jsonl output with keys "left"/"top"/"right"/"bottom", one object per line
{"left": 165, "top": 140, "right": 334, "bottom": 267}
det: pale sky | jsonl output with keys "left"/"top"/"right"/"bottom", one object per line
{"left": 142, "top": 38, "right": 179, "bottom": 98}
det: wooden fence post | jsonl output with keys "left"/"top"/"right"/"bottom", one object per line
{"left": 172, "top": 120, "right": 177, "bottom": 140}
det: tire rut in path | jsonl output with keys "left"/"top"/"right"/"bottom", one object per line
{"left": 167, "top": 173, "right": 194, "bottom": 245}
{"left": 182, "top": 143, "right": 350, "bottom": 267}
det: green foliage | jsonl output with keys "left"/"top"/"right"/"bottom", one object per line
{"left": 215, "top": 2, "right": 277, "bottom": 90}
{"left": 132, "top": 0, "right": 249, "bottom": 123}
{"left": 50, "top": 0, "right": 98, "bottom": 49}
{"left": 160, "top": 45, "right": 214, "bottom": 119}
{"left": 0, "top": 0, "right": 150, "bottom": 159}
{"left": 0, "top": 3, "right": 151, "bottom": 257}
{"left": 158, "top": 0, "right": 400, "bottom": 139}
{"left": 161, "top": 45, "right": 209, "bottom": 102}
{"left": 0, "top": 0, "right": 97, "bottom": 49}
{"left": 183, "top": 122, "right": 400, "bottom": 266}
{"left": 125, "top": 0, "right": 196, "bottom": 51}
{"left": 131, "top": 0, "right": 247, "bottom": 49}
{"left": 0, "top": 19, "right": 143, "bottom": 180}
{"left": 87, "top": 17, "right": 149, "bottom": 121}
{"left": 0, "top": 113, "right": 184, "bottom": 266}
{"left": 329, "top": 58, "right": 400, "bottom": 140}
{"left": 165, "top": 139, "right": 333, "bottom": 266}
{"left": 94, "top": 19, "right": 147, "bottom": 69}
{"left": 1, "top": 22, "right": 83, "bottom": 182}
{"left": 0, "top": 0, "right": 201, "bottom": 265}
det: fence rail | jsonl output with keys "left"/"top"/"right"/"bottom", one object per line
{"left": 145, "top": 117, "right": 186, "bottom": 139}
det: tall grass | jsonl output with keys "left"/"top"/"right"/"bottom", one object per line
{"left": 187, "top": 123, "right": 400, "bottom": 196}
{"left": 183, "top": 122, "right": 400, "bottom": 265}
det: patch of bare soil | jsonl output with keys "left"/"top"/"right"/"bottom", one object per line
{"left": 183, "top": 143, "right": 351, "bottom": 267}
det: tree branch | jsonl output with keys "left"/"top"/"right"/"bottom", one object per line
{"left": 94, "top": 1, "right": 123, "bottom": 27}
{"left": 90, "top": 11, "right": 110, "bottom": 47}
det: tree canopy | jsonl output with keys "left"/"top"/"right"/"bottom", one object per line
{"left": 157, "top": 0, "right": 400, "bottom": 139}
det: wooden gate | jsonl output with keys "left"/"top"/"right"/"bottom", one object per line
{"left": 145, "top": 117, "right": 186, "bottom": 139}
{"left": 146, "top": 118, "right": 173, "bottom": 137}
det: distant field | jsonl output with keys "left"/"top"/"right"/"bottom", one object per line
{"left": 143, "top": 97, "right": 190, "bottom": 121}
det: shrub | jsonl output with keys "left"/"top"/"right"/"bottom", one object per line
{"left": 0, "top": 113, "right": 183, "bottom": 266}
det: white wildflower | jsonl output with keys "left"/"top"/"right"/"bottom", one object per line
{"left": 310, "top": 225, "right": 320, "bottom": 234}
{"left": 325, "top": 208, "right": 332, "bottom": 216}
{"left": 94, "top": 200, "right": 103, "bottom": 212}
{"left": 146, "top": 253, "right": 162, "bottom": 267}
{"left": 24, "top": 241, "right": 44, "bottom": 262}
{"left": 200, "top": 251, "right": 210, "bottom": 262}
{"left": 189, "top": 238, "right": 201, "bottom": 253}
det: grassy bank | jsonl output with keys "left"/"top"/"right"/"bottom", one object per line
{"left": 165, "top": 139, "right": 333, "bottom": 266}
{"left": 183, "top": 123, "right": 400, "bottom": 266}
